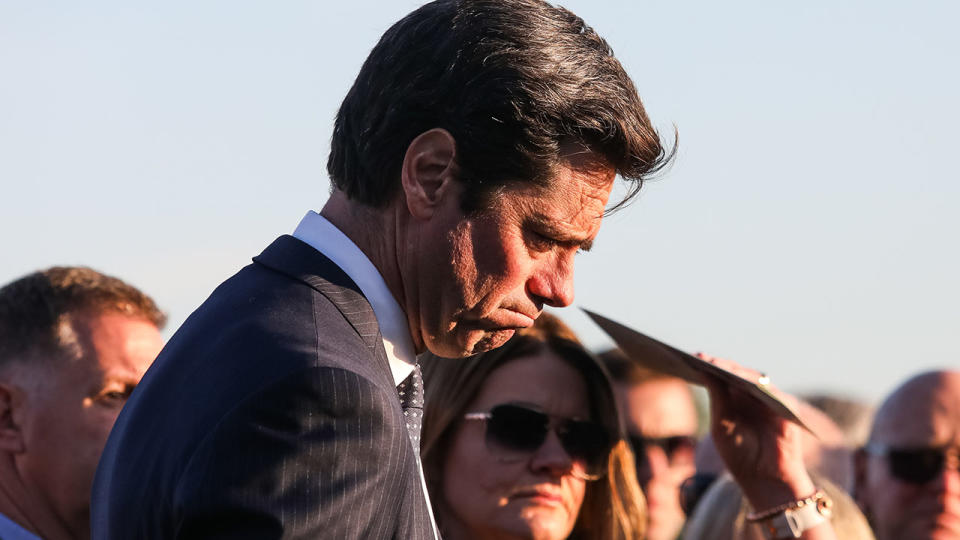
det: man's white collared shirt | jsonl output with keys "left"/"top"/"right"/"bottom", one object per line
{"left": 0, "top": 513, "right": 41, "bottom": 540}
{"left": 293, "top": 210, "right": 416, "bottom": 385}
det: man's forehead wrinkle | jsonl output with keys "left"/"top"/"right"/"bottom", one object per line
{"left": 578, "top": 183, "right": 609, "bottom": 222}
{"left": 550, "top": 178, "right": 609, "bottom": 224}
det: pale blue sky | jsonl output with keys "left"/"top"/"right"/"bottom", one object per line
{"left": 2, "top": 1, "right": 957, "bottom": 403}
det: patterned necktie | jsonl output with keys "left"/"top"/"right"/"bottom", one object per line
{"left": 397, "top": 364, "right": 424, "bottom": 448}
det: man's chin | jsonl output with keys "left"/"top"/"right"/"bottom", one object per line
{"left": 424, "top": 328, "right": 517, "bottom": 358}
{"left": 466, "top": 328, "right": 517, "bottom": 355}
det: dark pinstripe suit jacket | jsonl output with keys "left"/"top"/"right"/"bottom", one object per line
{"left": 91, "top": 235, "right": 435, "bottom": 539}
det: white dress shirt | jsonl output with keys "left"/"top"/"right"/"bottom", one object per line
{"left": 0, "top": 513, "right": 41, "bottom": 540}
{"left": 292, "top": 210, "right": 439, "bottom": 539}
{"left": 293, "top": 210, "right": 416, "bottom": 385}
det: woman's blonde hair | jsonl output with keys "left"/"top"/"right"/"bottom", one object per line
{"left": 420, "top": 313, "right": 647, "bottom": 540}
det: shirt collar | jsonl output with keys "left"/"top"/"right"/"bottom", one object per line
{"left": 0, "top": 513, "right": 42, "bottom": 540}
{"left": 293, "top": 210, "right": 416, "bottom": 385}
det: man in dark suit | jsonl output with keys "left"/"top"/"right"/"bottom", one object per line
{"left": 92, "top": 1, "right": 673, "bottom": 538}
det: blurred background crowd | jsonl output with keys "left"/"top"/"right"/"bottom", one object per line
{"left": 1, "top": 267, "right": 956, "bottom": 538}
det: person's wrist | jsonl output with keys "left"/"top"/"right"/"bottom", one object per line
{"left": 739, "top": 468, "right": 815, "bottom": 512}
{"left": 748, "top": 490, "right": 834, "bottom": 539}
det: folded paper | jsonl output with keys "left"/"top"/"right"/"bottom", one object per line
{"left": 583, "top": 308, "right": 811, "bottom": 433}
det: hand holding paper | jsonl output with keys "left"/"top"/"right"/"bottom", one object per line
{"left": 694, "top": 352, "right": 815, "bottom": 510}
{"left": 585, "top": 309, "right": 836, "bottom": 539}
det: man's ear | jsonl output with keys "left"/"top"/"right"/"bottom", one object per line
{"left": 0, "top": 383, "right": 26, "bottom": 453}
{"left": 400, "top": 128, "right": 458, "bottom": 220}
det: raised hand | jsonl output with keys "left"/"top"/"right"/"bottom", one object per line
{"left": 696, "top": 353, "right": 836, "bottom": 540}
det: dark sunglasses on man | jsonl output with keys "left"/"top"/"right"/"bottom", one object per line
{"left": 679, "top": 472, "right": 719, "bottom": 516}
{"left": 628, "top": 434, "right": 697, "bottom": 468}
{"left": 863, "top": 442, "right": 960, "bottom": 485}
{"left": 464, "top": 403, "right": 612, "bottom": 481}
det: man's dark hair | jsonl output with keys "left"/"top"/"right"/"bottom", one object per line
{"left": 328, "top": 0, "right": 674, "bottom": 212}
{"left": 0, "top": 266, "right": 166, "bottom": 367}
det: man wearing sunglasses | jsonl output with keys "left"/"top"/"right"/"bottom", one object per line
{"left": 599, "top": 349, "right": 700, "bottom": 540}
{"left": 854, "top": 370, "right": 960, "bottom": 540}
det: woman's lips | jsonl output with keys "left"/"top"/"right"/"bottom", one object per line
{"left": 510, "top": 487, "right": 563, "bottom": 506}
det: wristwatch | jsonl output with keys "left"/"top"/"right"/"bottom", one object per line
{"left": 748, "top": 490, "right": 834, "bottom": 539}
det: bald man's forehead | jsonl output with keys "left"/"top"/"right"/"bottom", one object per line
{"left": 871, "top": 371, "right": 960, "bottom": 447}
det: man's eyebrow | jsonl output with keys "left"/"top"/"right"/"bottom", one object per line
{"left": 528, "top": 216, "right": 595, "bottom": 252}
{"left": 575, "top": 235, "right": 594, "bottom": 252}
{"left": 101, "top": 369, "right": 142, "bottom": 387}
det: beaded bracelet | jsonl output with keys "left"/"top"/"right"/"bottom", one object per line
{"left": 745, "top": 490, "right": 829, "bottom": 523}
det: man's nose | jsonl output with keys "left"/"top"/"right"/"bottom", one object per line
{"left": 526, "top": 254, "right": 575, "bottom": 308}
{"left": 934, "top": 454, "right": 960, "bottom": 496}
{"left": 644, "top": 446, "right": 672, "bottom": 479}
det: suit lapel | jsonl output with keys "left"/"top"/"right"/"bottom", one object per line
{"left": 246, "top": 236, "right": 434, "bottom": 539}
{"left": 253, "top": 235, "right": 385, "bottom": 355}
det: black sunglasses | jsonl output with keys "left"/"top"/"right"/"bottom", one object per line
{"left": 864, "top": 443, "right": 960, "bottom": 485}
{"left": 679, "top": 472, "right": 719, "bottom": 516}
{"left": 464, "top": 403, "right": 612, "bottom": 480}
{"left": 628, "top": 435, "right": 697, "bottom": 466}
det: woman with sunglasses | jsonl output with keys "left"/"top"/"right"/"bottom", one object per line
{"left": 422, "top": 311, "right": 842, "bottom": 540}
{"left": 420, "top": 313, "right": 645, "bottom": 540}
